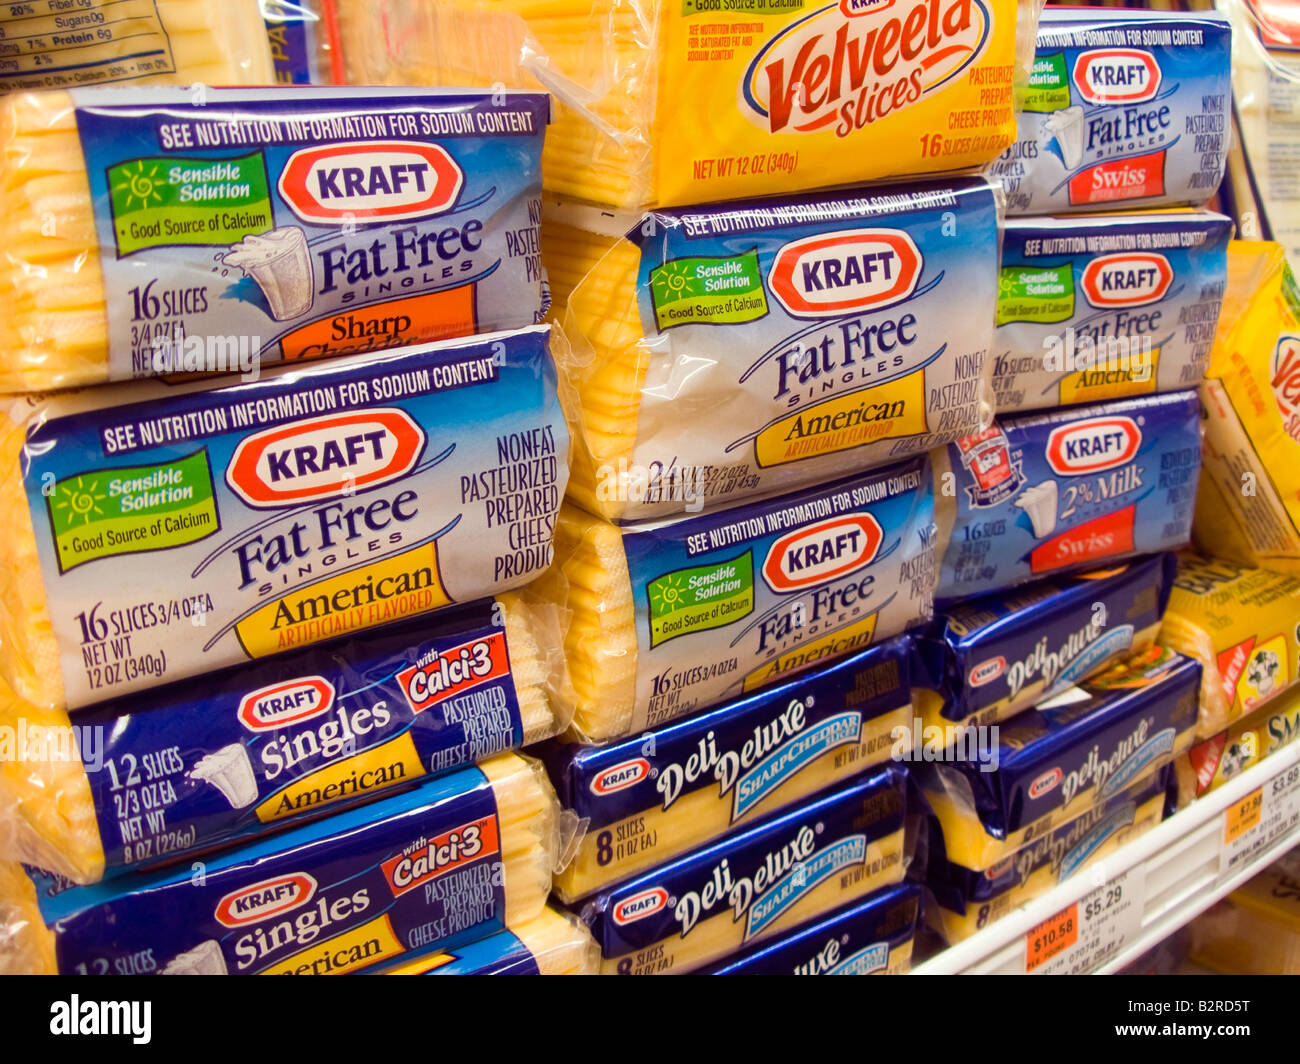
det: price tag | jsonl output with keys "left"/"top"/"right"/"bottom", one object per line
{"left": 1025, "top": 904, "right": 1078, "bottom": 972}
{"left": 1219, "top": 762, "right": 1300, "bottom": 876}
{"left": 1024, "top": 866, "right": 1145, "bottom": 975}
{"left": 1223, "top": 787, "right": 1263, "bottom": 846}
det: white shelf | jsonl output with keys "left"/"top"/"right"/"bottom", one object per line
{"left": 912, "top": 741, "right": 1300, "bottom": 975}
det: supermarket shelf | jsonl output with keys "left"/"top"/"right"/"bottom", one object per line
{"left": 913, "top": 741, "right": 1300, "bottom": 975}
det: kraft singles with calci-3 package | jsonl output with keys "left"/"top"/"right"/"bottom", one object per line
{"left": 934, "top": 390, "right": 1200, "bottom": 603}
{"left": 994, "top": 210, "right": 1231, "bottom": 413}
{"left": 990, "top": 8, "right": 1231, "bottom": 215}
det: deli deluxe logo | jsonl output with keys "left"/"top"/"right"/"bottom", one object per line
{"left": 1046, "top": 416, "right": 1142, "bottom": 476}
{"left": 1081, "top": 253, "right": 1173, "bottom": 308}
{"left": 590, "top": 758, "right": 651, "bottom": 797}
{"left": 279, "top": 141, "right": 464, "bottom": 225}
{"left": 762, "top": 514, "right": 883, "bottom": 592}
{"left": 768, "top": 229, "right": 922, "bottom": 318}
{"left": 226, "top": 408, "right": 426, "bottom": 508}
{"left": 397, "top": 632, "right": 510, "bottom": 715}
{"left": 1072, "top": 49, "right": 1162, "bottom": 105}
{"left": 382, "top": 816, "right": 500, "bottom": 897}
{"left": 215, "top": 873, "right": 317, "bottom": 927}
{"left": 237, "top": 677, "right": 335, "bottom": 731}
{"left": 612, "top": 887, "right": 670, "bottom": 925}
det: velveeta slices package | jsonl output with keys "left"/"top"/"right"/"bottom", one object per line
{"left": 575, "top": 765, "right": 907, "bottom": 976}
{"left": 1176, "top": 686, "right": 1300, "bottom": 807}
{"left": 1, "top": 87, "right": 549, "bottom": 392}
{"left": 920, "top": 645, "right": 1199, "bottom": 870}
{"left": 707, "top": 884, "right": 921, "bottom": 976}
{"left": 543, "top": 637, "right": 913, "bottom": 903}
{"left": 0, "top": 326, "right": 569, "bottom": 713}
{"left": 994, "top": 210, "right": 1231, "bottom": 414}
{"left": 990, "top": 8, "right": 1231, "bottom": 215}
{"left": 375, "top": 907, "right": 599, "bottom": 976}
{"left": 934, "top": 390, "right": 1201, "bottom": 603}
{"left": 536, "top": 457, "right": 936, "bottom": 742}
{"left": 914, "top": 552, "right": 1177, "bottom": 733}
{"left": 557, "top": 178, "right": 1001, "bottom": 521}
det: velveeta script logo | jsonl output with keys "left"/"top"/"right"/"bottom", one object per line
{"left": 590, "top": 758, "right": 651, "bottom": 797}
{"left": 1072, "top": 49, "right": 1162, "bottom": 105}
{"left": 1046, "top": 416, "right": 1141, "bottom": 476}
{"left": 1081, "top": 253, "right": 1173, "bottom": 308}
{"left": 396, "top": 632, "right": 510, "bottom": 715}
{"left": 226, "top": 408, "right": 426, "bottom": 509}
{"left": 1271, "top": 334, "right": 1300, "bottom": 437}
{"left": 279, "top": 141, "right": 464, "bottom": 224}
{"left": 237, "top": 677, "right": 335, "bottom": 731}
{"left": 215, "top": 873, "right": 317, "bottom": 927}
{"left": 762, "top": 514, "right": 883, "bottom": 592}
{"left": 742, "top": 0, "right": 991, "bottom": 136}
{"left": 768, "top": 229, "right": 922, "bottom": 318}
{"left": 612, "top": 888, "right": 670, "bottom": 925}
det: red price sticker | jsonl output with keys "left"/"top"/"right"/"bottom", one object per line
{"left": 1025, "top": 903, "right": 1079, "bottom": 973}
{"left": 1223, "top": 787, "right": 1263, "bottom": 845}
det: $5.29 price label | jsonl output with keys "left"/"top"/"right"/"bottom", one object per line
{"left": 1024, "top": 867, "right": 1145, "bottom": 975}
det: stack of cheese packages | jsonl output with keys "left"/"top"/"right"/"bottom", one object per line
{"left": 0, "top": 2, "right": 603, "bottom": 977}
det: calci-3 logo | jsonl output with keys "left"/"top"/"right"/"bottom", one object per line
{"left": 1081, "top": 253, "right": 1173, "bottom": 308}
{"left": 1072, "top": 49, "right": 1162, "bottom": 105}
{"left": 1046, "top": 416, "right": 1142, "bottom": 476}
{"left": 279, "top": 141, "right": 464, "bottom": 224}
{"left": 742, "top": 0, "right": 992, "bottom": 137}
{"left": 769, "top": 228, "right": 922, "bottom": 318}
{"left": 762, "top": 513, "right": 884, "bottom": 592}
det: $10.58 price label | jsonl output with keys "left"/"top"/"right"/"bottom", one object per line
{"left": 1024, "top": 867, "right": 1145, "bottom": 975}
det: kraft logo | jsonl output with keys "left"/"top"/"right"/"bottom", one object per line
{"left": 1072, "top": 49, "right": 1161, "bottom": 105}
{"left": 278, "top": 141, "right": 463, "bottom": 225}
{"left": 591, "top": 759, "right": 651, "bottom": 797}
{"left": 840, "top": 0, "right": 896, "bottom": 15}
{"left": 1081, "top": 253, "right": 1173, "bottom": 309}
{"left": 762, "top": 513, "right": 884, "bottom": 592}
{"left": 969, "top": 657, "right": 1005, "bottom": 687}
{"left": 215, "top": 873, "right": 317, "bottom": 928}
{"left": 226, "top": 408, "right": 426, "bottom": 509}
{"left": 612, "top": 888, "right": 670, "bottom": 926}
{"left": 1029, "top": 768, "right": 1062, "bottom": 800}
{"left": 237, "top": 677, "right": 335, "bottom": 732}
{"left": 1271, "top": 334, "right": 1300, "bottom": 427}
{"left": 768, "top": 229, "right": 922, "bottom": 318}
{"left": 1046, "top": 417, "right": 1141, "bottom": 476}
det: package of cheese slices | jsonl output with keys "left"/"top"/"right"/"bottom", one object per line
{"left": 575, "top": 764, "right": 907, "bottom": 976}
{"left": 988, "top": 8, "right": 1231, "bottom": 215}
{"left": 332, "top": 0, "right": 1042, "bottom": 211}
{"left": 263, "top": 1, "right": 344, "bottom": 85}
{"left": 993, "top": 210, "right": 1231, "bottom": 414}
{"left": 919, "top": 644, "right": 1199, "bottom": 871}
{"left": 0, "top": 753, "right": 561, "bottom": 976}
{"left": 375, "top": 907, "right": 599, "bottom": 975}
{"left": 552, "top": 177, "right": 1001, "bottom": 522}
{"left": 0, "top": 1, "right": 274, "bottom": 93}
{"left": 0, "top": 592, "right": 572, "bottom": 885}
{"left": 0, "top": 326, "right": 569, "bottom": 714}
{"left": 933, "top": 390, "right": 1201, "bottom": 604}
{"left": 0, "top": 86, "right": 550, "bottom": 392}
{"left": 1175, "top": 686, "right": 1300, "bottom": 809}
{"left": 534, "top": 457, "right": 936, "bottom": 743}
{"left": 542, "top": 637, "right": 913, "bottom": 903}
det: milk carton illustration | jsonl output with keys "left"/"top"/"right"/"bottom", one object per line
{"left": 161, "top": 939, "right": 227, "bottom": 975}
{"left": 1015, "top": 481, "right": 1059, "bottom": 538}
{"left": 1044, "top": 106, "right": 1085, "bottom": 170}
{"left": 190, "top": 745, "right": 258, "bottom": 809}
{"left": 223, "top": 227, "right": 315, "bottom": 320}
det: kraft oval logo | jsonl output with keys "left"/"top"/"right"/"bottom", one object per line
{"left": 226, "top": 408, "right": 426, "bottom": 509}
{"left": 1029, "top": 768, "right": 1062, "bottom": 800}
{"left": 1271, "top": 334, "right": 1300, "bottom": 431}
{"left": 768, "top": 229, "right": 922, "bottom": 318}
{"left": 1081, "top": 253, "right": 1173, "bottom": 309}
{"left": 1046, "top": 416, "right": 1142, "bottom": 477}
{"left": 591, "top": 758, "right": 651, "bottom": 797}
{"left": 969, "top": 657, "right": 1005, "bottom": 687}
{"left": 279, "top": 141, "right": 464, "bottom": 225}
{"left": 238, "top": 677, "right": 335, "bottom": 732}
{"left": 215, "top": 873, "right": 317, "bottom": 928}
{"left": 839, "top": 0, "right": 896, "bottom": 16}
{"left": 612, "top": 888, "right": 670, "bottom": 926}
{"left": 1072, "top": 49, "right": 1162, "bottom": 105}
{"left": 762, "top": 514, "right": 884, "bottom": 592}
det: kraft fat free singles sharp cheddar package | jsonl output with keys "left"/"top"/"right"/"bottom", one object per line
{"left": 933, "top": 390, "right": 1201, "bottom": 603}
{"left": 556, "top": 178, "right": 1001, "bottom": 522}
{"left": 1175, "top": 685, "right": 1300, "bottom": 808}
{"left": 0, "top": 87, "right": 549, "bottom": 392}
{"left": 989, "top": 8, "right": 1231, "bottom": 215}
{"left": 575, "top": 764, "right": 907, "bottom": 976}
{"left": 375, "top": 907, "right": 599, "bottom": 975}
{"left": 535, "top": 457, "right": 936, "bottom": 743}
{"left": 543, "top": 637, "right": 913, "bottom": 903}
{"left": 994, "top": 210, "right": 1231, "bottom": 414}
{"left": 920, "top": 644, "right": 1199, "bottom": 870}
{"left": 0, "top": 753, "right": 559, "bottom": 976}
{"left": 333, "top": 0, "right": 1040, "bottom": 211}
{"left": 0, "top": 594, "right": 571, "bottom": 885}
{"left": 0, "top": 325, "right": 569, "bottom": 714}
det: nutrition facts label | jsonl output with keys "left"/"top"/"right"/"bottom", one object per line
{"left": 0, "top": 0, "right": 176, "bottom": 90}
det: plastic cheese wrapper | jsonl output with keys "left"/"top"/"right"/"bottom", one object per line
{"left": 928, "top": 768, "right": 1170, "bottom": 943}
{"left": 989, "top": 8, "right": 1231, "bottom": 216}
{"left": 333, "top": 0, "right": 1041, "bottom": 211}
{"left": 0, "top": 326, "right": 569, "bottom": 714}
{"left": 0, "top": 87, "right": 550, "bottom": 392}
{"left": 1158, "top": 554, "right": 1300, "bottom": 739}
{"left": 534, "top": 457, "right": 936, "bottom": 743}
{"left": 555, "top": 177, "right": 1002, "bottom": 522}
{"left": 913, "top": 552, "right": 1176, "bottom": 737}
{"left": 262, "top": 0, "right": 344, "bottom": 85}
{"left": 1175, "top": 686, "right": 1300, "bottom": 809}
{"left": 0, "top": 1, "right": 274, "bottom": 92}
{"left": 0, "top": 593, "right": 572, "bottom": 885}
{"left": 933, "top": 390, "right": 1201, "bottom": 603}
{"left": 574, "top": 765, "right": 907, "bottom": 976}
{"left": 993, "top": 210, "right": 1231, "bottom": 414}
{"left": 542, "top": 637, "right": 913, "bottom": 903}
{"left": 919, "top": 645, "right": 1199, "bottom": 871}
{"left": 374, "top": 906, "right": 598, "bottom": 975}
{"left": 1195, "top": 242, "right": 1300, "bottom": 572}
{"left": 707, "top": 885, "right": 921, "bottom": 976}
{"left": 0, "top": 753, "right": 561, "bottom": 975}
